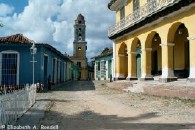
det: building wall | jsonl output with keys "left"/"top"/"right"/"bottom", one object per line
{"left": 125, "top": 0, "right": 131, "bottom": 17}
{"left": 94, "top": 55, "right": 113, "bottom": 80}
{"left": 111, "top": 1, "right": 195, "bottom": 82}
{"left": 66, "top": 61, "right": 71, "bottom": 80}
{"left": 0, "top": 44, "right": 37, "bottom": 85}
{"left": 0, "top": 43, "right": 70, "bottom": 85}
{"left": 72, "top": 59, "right": 88, "bottom": 80}
{"left": 74, "top": 43, "right": 87, "bottom": 58}
{"left": 73, "top": 59, "right": 87, "bottom": 69}
{"left": 71, "top": 63, "right": 79, "bottom": 80}
{"left": 40, "top": 46, "right": 68, "bottom": 85}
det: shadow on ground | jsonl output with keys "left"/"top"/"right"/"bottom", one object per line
{"left": 40, "top": 109, "right": 195, "bottom": 130}
{"left": 14, "top": 103, "right": 195, "bottom": 130}
{"left": 50, "top": 81, "right": 96, "bottom": 91}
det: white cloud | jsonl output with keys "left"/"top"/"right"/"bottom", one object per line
{"left": 0, "top": 3, "right": 14, "bottom": 16}
{"left": 0, "top": 0, "right": 115, "bottom": 59}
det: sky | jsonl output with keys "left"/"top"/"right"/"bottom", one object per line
{"left": 0, "top": 0, "right": 115, "bottom": 60}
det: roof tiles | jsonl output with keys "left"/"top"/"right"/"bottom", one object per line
{"left": 0, "top": 34, "right": 35, "bottom": 44}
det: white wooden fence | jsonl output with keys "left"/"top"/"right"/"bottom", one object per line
{"left": 0, "top": 84, "right": 36, "bottom": 125}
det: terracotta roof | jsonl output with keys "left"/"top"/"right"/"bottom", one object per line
{"left": 0, "top": 34, "right": 73, "bottom": 62}
{"left": 92, "top": 48, "right": 113, "bottom": 59}
{"left": 0, "top": 34, "right": 35, "bottom": 44}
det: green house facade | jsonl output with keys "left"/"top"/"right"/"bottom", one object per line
{"left": 93, "top": 48, "right": 113, "bottom": 80}
{"left": 71, "top": 63, "right": 79, "bottom": 80}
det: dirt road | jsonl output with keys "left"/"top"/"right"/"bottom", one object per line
{"left": 38, "top": 81, "right": 195, "bottom": 130}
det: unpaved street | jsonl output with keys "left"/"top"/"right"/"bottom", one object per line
{"left": 38, "top": 81, "right": 195, "bottom": 130}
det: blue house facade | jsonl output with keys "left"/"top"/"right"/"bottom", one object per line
{"left": 93, "top": 48, "right": 113, "bottom": 80}
{"left": 0, "top": 34, "right": 77, "bottom": 86}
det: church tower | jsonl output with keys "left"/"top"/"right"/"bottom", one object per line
{"left": 72, "top": 14, "right": 88, "bottom": 80}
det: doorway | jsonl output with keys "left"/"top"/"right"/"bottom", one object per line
{"left": 44, "top": 55, "right": 48, "bottom": 85}
{"left": 136, "top": 54, "right": 141, "bottom": 78}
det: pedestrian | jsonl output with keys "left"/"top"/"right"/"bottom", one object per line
{"left": 36, "top": 80, "right": 43, "bottom": 93}
{"left": 48, "top": 75, "right": 51, "bottom": 90}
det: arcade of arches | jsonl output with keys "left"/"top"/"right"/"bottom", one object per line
{"left": 114, "top": 22, "right": 195, "bottom": 82}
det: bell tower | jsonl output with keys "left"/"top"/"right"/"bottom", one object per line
{"left": 72, "top": 14, "right": 88, "bottom": 80}
{"left": 73, "top": 13, "right": 87, "bottom": 58}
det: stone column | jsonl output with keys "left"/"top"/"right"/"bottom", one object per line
{"left": 140, "top": 48, "right": 154, "bottom": 81}
{"left": 115, "top": 54, "right": 126, "bottom": 80}
{"left": 106, "top": 60, "right": 109, "bottom": 80}
{"left": 160, "top": 43, "right": 177, "bottom": 82}
{"left": 126, "top": 51, "right": 137, "bottom": 80}
{"left": 112, "top": 58, "right": 114, "bottom": 80}
{"left": 94, "top": 62, "right": 97, "bottom": 80}
{"left": 187, "top": 36, "right": 195, "bottom": 82}
{"left": 100, "top": 60, "right": 105, "bottom": 80}
{"left": 112, "top": 42, "right": 116, "bottom": 81}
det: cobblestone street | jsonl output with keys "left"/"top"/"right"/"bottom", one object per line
{"left": 37, "top": 81, "right": 195, "bottom": 130}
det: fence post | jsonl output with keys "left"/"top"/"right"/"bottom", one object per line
{"left": 4, "top": 85, "right": 6, "bottom": 95}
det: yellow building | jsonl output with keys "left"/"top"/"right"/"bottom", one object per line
{"left": 71, "top": 14, "right": 88, "bottom": 80}
{"left": 108, "top": 0, "right": 195, "bottom": 82}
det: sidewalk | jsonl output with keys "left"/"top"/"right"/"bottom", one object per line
{"left": 14, "top": 97, "right": 49, "bottom": 129}
{"left": 107, "top": 80, "right": 195, "bottom": 100}
{"left": 13, "top": 82, "right": 68, "bottom": 129}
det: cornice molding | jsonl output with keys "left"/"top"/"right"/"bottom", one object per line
{"left": 187, "top": 36, "right": 195, "bottom": 40}
{"left": 108, "top": 0, "right": 127, "bottom": 11}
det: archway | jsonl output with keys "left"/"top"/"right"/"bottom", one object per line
{"left": 167, "top": 22, "right": 190, "bottom": 79}
{"left": 151, "top": 33, "right": 162, "bottom": 76}
{"left": 145, "top": 32, "right": 162, "bottom": 77}
{"left": 131, "top": 38, "right": 142, "bottom": 78}
{"left": 118, "top": 43, "right": 128, "bottom": 79}
{"left": 173, "top": 24, "right": 189, "bottom": 78}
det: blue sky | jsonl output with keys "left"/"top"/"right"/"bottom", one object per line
{"left": 0, "top": 0, "right": 115, "bottom": 59}
{"left": 0, "top": 0, "right": 28, "bottom": 13}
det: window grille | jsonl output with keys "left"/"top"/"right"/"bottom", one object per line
{"left": 0, "top": 53, "right": 18, "bottom": 85}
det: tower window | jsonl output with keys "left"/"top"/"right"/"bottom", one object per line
{"left": 78, "top": 47, "right": 81, "bottom": 50}
{"left": 77, "top": 62, "right": 81, "bottom": 68}
{"left": 78, "top": 35, "right": 82, "bottom": 41}
{"left": 79, "top": 28, "right": 81, "bottom": 31}
{"left": 79, "top": 21, "right": 81, "bottom": 24}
